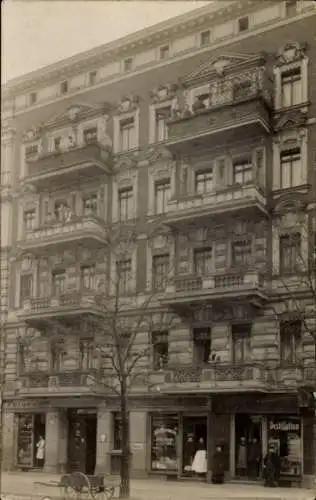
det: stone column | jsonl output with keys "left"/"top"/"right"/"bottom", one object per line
{"left": 2, "top": 411, "right": 15, "bottom": 470}
{"left": 58, "top": 409, "right": 68, "bottom": 473}
{"left": 130, "top": 411, "right": 147, "bottom": 478}
{"left": 94, "top": 406, "right": 112, "bottom": 474}
{"left": 44, "top": 410, "right": 61, "bottom": 473}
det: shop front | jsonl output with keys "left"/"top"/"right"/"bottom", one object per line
{"left": 149, "top": 410, "right": 230, "bottom": 480}
{"left": 267, "top": 416, "right": 302, "bottom": 481}
{"left": 16, "top": 413, "right": 46, "bottom": 469}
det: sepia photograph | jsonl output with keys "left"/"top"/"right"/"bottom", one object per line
{"left": 1, "top": 1, "right": 316, "bottom": 499}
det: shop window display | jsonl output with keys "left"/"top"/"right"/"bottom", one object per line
{"left": 16, "top": 413, "right": 46, "bottom": 468}
{"left": 151, "top": 414, "right": 179, "bottom": 471}
{"left": 268, "top": 416, "right": 302, "bottom": 477}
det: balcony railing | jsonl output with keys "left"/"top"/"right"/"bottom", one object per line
{"left": 19, "top": 215, "right": 107, "bottom": 250}
{"left": 18, "top": 369, "right": 104, "bottom": 394}
{"left": 167, "top": 183, "right": 267, "bottom": 223}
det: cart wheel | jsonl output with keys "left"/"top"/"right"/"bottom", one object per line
{"left": 66, "top": 472, "right": 91, "bottom": 499}
{"left": 94, "top": 492, "right": 112, "bottom": 500}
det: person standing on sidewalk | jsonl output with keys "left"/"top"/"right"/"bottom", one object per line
{"left": 211, "top": 444, "right": 225, "bottom": 484}
{"left": 263, "top": 443, "right": 280, "bottom": 487}
{"left": 36, "top": 435, "right": 45, "bottom": 468}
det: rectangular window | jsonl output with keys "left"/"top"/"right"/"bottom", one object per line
{"left": 233, "top": 158, "right": 253, "bottom": 184}
{"left": 232, "top": 239, "right": 252, "bottom": 267}
{"left": 238, "top": 16, "right": 249, "bottom": 32}
{"left": 151, "top": 414, "right": 179, "bottom": 471}
{"left": 281, "top": 68, "right": 302, "bottom": 107}
{"left": 79, "top": 339, "right": 93, "bottom": 370}
{"left": 80, "top": 265, "right": 96, "bottom": 290}
{"left": 195, "top": 169, "right": 213, "bottom": 194}
{"left": 119, "top": 117, "right": 136, "bottom": 152}
{"left": 279, "top": 232, "right": 301, "bottom": 274}
{"left": 18, "top": 342, "right": 26, "bottom": 373}
{"left": 83, "top": 193, "right": 98, "bottom": 215}
{"left": 60, "top": 81, "right": 68, "bottom": 94}
{"left": 280, "top": 148, "right": 301, "bottom": 189}
{"left": 118, "top": 188, "right": 133, "bottom": 221}
{"left": 152, "top": 254, "right": 169, "bottom": 291}
{"left": 155, "top": 180, "right": 171, "bottom": 214}
{"left": 155, "top": 107, "right": 171, "bottom": 142}
{"left": 50, "top": 342, "right": 64, "bottom": 372}
{"left": 232, "top": 324, "right": 251, "bottom": 363}
{"left": 52, "top": 270, "right": 66, "bottom": 296}
{"left": 54, "top": 201, "right": 70, "bottom": 222}
{"left": 20, "top": 274, "right": 33, "bottom": 303}
{"left": 200, "top": 30, "right": 210, "bottom": 46}
{"left": 89, "top": 70, "right": 97, "bottom": 85}
{"left": 23, "top": 210, "right": 36, "bottom": 231}
{"left": 25, "top": 144, "right": 38, "bottom": 159}
{"left": 83, "top": 127, "right": 98, "bottom": 144}
{"left": 159, "top": 45, "right": 170, "bottom": 60}
{"left": 123, "top": 58, "right": 133, "bottom": 72}
{"left": 194, "top": 247, "right": 212, "bottom": 275}
{"left": 193, "top": 327, "right": 211, "bottom": 365}
{"left": 280, "top": 320, "right": 301, "bottom": 364}
{"left": 29, "top": 92, "right": 37, "bottom": 105}
{"left": 54, "top": 137, "right": 62, "bottom": 151}
{"left": 116, "top": 259, "right": 132, "bottom": 295}
{"left": 152, "top": 331, "right": 169, "bottom": 370}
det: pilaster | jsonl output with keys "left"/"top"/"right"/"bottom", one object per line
{"left": 44, "top": 409, "right": 62, "bottom": 473}
{"left": 95, "top": 406, "right": 112, "bottom": 474}
{"left": 130, "top": 411, "right": 147, "bottom": 477}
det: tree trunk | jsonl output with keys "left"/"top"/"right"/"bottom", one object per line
{"left": 120, "top": 377, "right": 130, "bottom": 498}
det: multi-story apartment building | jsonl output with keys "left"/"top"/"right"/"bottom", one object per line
{"left": 1, "top": 0, "right": 316, "bottom": 487}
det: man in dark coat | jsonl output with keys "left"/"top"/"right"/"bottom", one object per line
{"left": 248, "top": 437, "right": 261, "bottom": 479}
{"left": 211, "top": 445, "right": 225, "bottom": 484}
{"left": 263, "top": 443, "right": 281, "bottom": 487}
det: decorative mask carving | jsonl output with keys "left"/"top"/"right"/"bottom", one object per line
{"left": 150, "top": 84, "right": 178, "bottom": 103}
{"left": 276, "top": 42, "right": 307, "bottom": 66}
{"left": 117, "top": 95, "right": 140, "bottom": 114}
{"left": 22, "top": 126, "right": 42, "bottom": 143}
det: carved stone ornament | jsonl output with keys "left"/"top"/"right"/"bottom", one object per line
{"left": 67, "top": 105, "right": 82, "bottom": 122}
{"left": 274, "top": 110, "right": 308, "bottom": 131}
{"left": 117, "top": 95, "right": 140, "bottom": 114}
{"left": 150, "top": 83, "right": 178, "bottom": 103}
{"left": 22, "top": 126, "right": 42, "bottom": 143}
{"left": 276, "top": 42, "right": 307, "bottom": 66}
{"left": 114, "top": 154, "right": 138, "bottom": 170}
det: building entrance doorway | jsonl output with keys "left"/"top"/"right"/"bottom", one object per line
{"left": 235, "top": 414, "right": 263, "bottom": 480}
{"left": 182, "top": 416, "right": 207, "bottom": 477}
{"left": 67, "top": 409, "right": 97, "bottom": 475}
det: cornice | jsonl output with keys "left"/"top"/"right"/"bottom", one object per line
{"left": 2, "top": 0, "right": 263, "bottom": 96}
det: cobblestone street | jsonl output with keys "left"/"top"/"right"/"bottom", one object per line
{"left": 1, "top": 472, "right": 315, "bottom": 500}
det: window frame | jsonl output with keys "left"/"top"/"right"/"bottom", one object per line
{"left": 195, "top": 169, "right": 213, "bottom": 194}
{"left": 280, "top": 147, "right": 301, "bottom": 189}
{"left": 23, "top": 210, "right": 36, "bottom": 231}
{"left": 20, "top": 273, "right": 33, "bottom": 304}
{"left": 154, "top": 179, "right": 171, "bottom": 215}
{"left": 119, "top": 117, "right": 136, "bottom": 152}
{"left": 123, "top": 58, "right": 133, "bottom": 72}
{"left": 159, "top": 45, "right": 170, "bottom": 60}
{"left": 118, "top": 187, "right": 133, "bottom": 221}
{"left": 80, "top": 265, "right": 96, "bottom": 291}
{"left": 200, "top": 30, "right": 211, "bottom": 46}
{"left": 232, "top": 157, "right": 253, "bottom": 184}
{"left": 279, "top": 232, "right": 301, "bottom": 274}
{"left": 231, "top": 238, "right": 252, "bottom": 267}
{"left": 193, "top": 327, "right": 211, "bottom": 365}
{"left": 194, "top": 247, "right": 213, "bottom": 276}
{"left": 152, "top": 253, "right": 169, "bottom": 291}
{"left": 238, "top": 16, "right": 249, "bottom": 32}
{"left": 52, "top": 270, "right": 66, "bottom": 297}
{"left": 280, "top": 320, "right": 301, "bottom": 365}
{"left": 281, "top": 67, "right": 302, "bottom": 108}
{"left": 116, "top": 258, "right": 132, "bottom": 295}
{"left": 152, "top": 331, "right": 169, "bottom": 370}
{"left": 60, "top": 80, "right": 68, "bottom": 94}
{"left": 232, "top": 323, "right": 251, "bottom": 363}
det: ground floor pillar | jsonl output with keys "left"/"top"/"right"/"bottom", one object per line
{"left": 44, "top": 409, "right": 63, "bottom": 473}
{"left": 94, "top": 406, "right": 112, "bottom": 475}
{"left": 130, "top": 410, "right": 147, "bottom": 478}
{"left": 2, "top": 411, "right": 15, "bottom": 470}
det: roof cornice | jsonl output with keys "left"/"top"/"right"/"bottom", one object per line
{"left": 3, "top": 0, "right": 251, "bottom": 95}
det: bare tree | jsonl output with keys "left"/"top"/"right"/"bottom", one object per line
{"left": 93, "top": 217, "right": 175, "bottom": 499}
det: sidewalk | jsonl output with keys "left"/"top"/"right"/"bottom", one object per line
{"left": 1, "top": 471, "right": 315, "bottom": 500}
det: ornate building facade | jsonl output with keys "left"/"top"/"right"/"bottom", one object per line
{"left": 1, "top": 0, "right": 316, "bottom": 487}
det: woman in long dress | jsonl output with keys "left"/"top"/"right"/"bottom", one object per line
{"left": 192, "top": 437, "right": 207, "bottom": 475}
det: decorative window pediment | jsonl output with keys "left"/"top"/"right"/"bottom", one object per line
{"left": 275, "top": 42, "right": 307, "bottom": 67}
{"left": 150, "top": 84, "right": 178, "bottom": 104}
{"left": 116, "top": 95, "right": 140, "bottom": 115}
{"left": 181, "top": 52, "right": 263, "bottom": 85}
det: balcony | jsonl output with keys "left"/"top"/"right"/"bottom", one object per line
{"left": 18, "top": 290, "right": 104, "bottom": 329}
{"left": 17, "top": 369, "right": 105, "bottom": 397}
{"left": 147, "top": 363, "right": 267, "bottom": 394}
{"left": 166, "top": 183, "right": 267, "bottom": 227}
{"left": 166, "top": 67, "right": 272, "bottom": 153}
{"left": 24, "top": 142, "right": 112, "bottom": 189}
{"left": 160, "top": 271, "right": 268, "bottom": 309}
{"left": 265, "top": 364, "right": 316, "bottom": 389}
{"left": 18, "top": 215, "right": 107, "bottom": 252}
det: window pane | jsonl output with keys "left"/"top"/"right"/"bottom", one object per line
{"left": 151, "top": 414, "right": 179, "bottom": 471}
{"left": 155, "top": 182, "right": 170, "bottom": 214}
{"left": 153, "top": 254, "right": 169, "bottom": 290}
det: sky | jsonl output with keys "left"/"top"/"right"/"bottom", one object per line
{"left": 2, "top": 1, "right": 211, "bottom": 84}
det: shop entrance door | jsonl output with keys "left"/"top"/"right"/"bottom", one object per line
{"left": 182, "top": 416, "right": 207, "bottom": 477}
{"left": 235, "top": 414, "right": 263, "bottom": 480}
{"left": 67, "top": 410, "right": 97, "bottom": 474}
